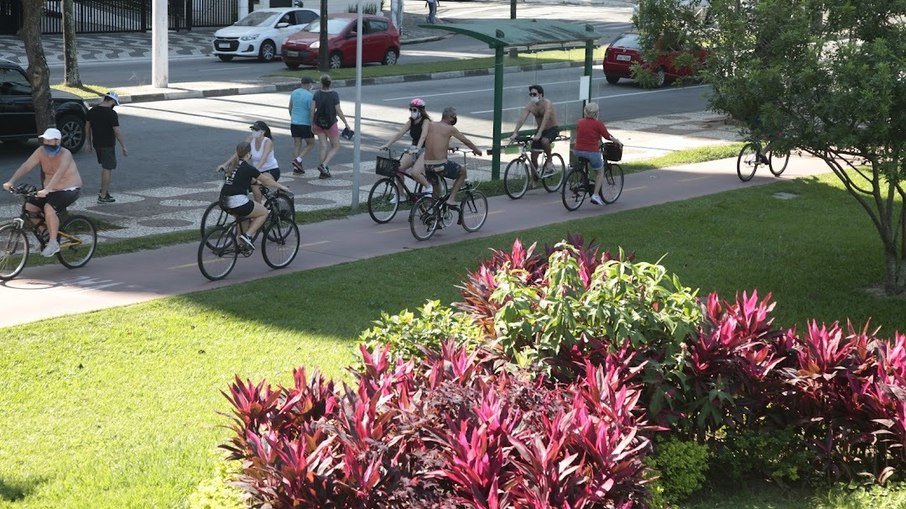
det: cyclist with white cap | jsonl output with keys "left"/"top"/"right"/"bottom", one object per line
{"left": 379, "top": 98, "right": 434, "bottom": 201}
{"left": 3, "top": 128, "right": 83, "bottom": 257}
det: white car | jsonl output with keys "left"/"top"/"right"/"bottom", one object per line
{"left": 212, "top": 7, "right": 319, "bottom": 63}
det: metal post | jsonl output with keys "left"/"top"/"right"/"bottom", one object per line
{"left": 491, "top": 45, "right": 504, "bottom": 180}
{"left": 351, "top": 0, "right": 363, "bottom": 207}
{"left": 151, "top": 0, "right": 168, "bottom": 88}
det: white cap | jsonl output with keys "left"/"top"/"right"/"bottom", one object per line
{"left": 104, "top": 91, "right": 120, "bottom": 105}
{"left": 40, "top": 128, "right": 62, "bottom": 140}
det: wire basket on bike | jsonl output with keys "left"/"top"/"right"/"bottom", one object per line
{"left": 603, "top": 142, "right": 623, "bottom": 162}
{"left": 375, "top": 156, "right": 400, "bottom": 177}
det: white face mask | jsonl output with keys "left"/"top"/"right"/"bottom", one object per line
{"left": 410, "top": 111, "right": 420, "bottom": 120}
{"left": 251, "top": 130, "right": 264, "bottom": 139}
{"left": 530, "top": 96, "right": 541, "bottom": 104}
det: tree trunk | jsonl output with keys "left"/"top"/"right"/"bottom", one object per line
{"left": 318, "top": 0, "right": 328, "bottom": 71}
{"left": 20, "top": 0, "right": 52, "bottom": 134}
{"left": 63, "top": 0, "right": 82, "bottom": 87}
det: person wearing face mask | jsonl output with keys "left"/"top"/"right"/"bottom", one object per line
{"left": 85, "top": 91, "right": 127, "bottom": 204}
{"left": 3, "top": 128, "right": 84, "bottom": 257}
{"left": 219, "top": 120, "right": 280, "bottom": 204}
{"left": 414, "top": 106, "right": 482, "bottom": 207}
{"left": 379, "top": 98, "right": 434, "bottom": 202}
{"left": 508, "top": 84, "right": 560, "bottom": 183}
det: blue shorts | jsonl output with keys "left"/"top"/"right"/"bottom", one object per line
{"left": 574, "top": 149, "right": 604, "bottom": 170}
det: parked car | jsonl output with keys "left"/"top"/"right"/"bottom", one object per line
{"left": 602, "top": 32, "right": 707, "bottom": 87}
{"left": 212, "top": 7, "right": 319, "bottom": 62}
{"left": 281, "top": 14, "right": 400, "bottom": 70}
{"left": 0, "top": 59, "right": 89, "bottom": 152}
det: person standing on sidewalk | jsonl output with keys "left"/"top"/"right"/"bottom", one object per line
{"left": 288, "top": 75, "right": 316, "bottom": 176}
{"left": 85, "top": 91, "right": 127, "bottom": 204}
{"left": 574, "top": 102, "right": 621, "bottom": 206}
{"left": 425, "top": 0, "right": 438, "bottom": 24}
{"left": 509, "top": 84, "right": 559, "bottom": 181}
{"left": 310, "top": 74, "right": 350, "bottom": 179}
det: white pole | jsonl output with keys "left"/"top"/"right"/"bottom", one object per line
{"left": 151, "top": 0, "right": 168, "bottom": 88}
{"left": 351, "top": 0, "right": 363, "bottom": 207}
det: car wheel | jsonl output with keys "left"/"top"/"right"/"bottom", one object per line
{"left": 382, "top": 49, "right": 399, "bottom": 65}
{"left": 284, "top": 61, "right": 300, "bottom": 70}
{"left": 653, "top": 67, "right": 666, "bottom": 88}
{"left": 605, "top": 74, "right": 620, "bottom": 85}
{"left": 329, "top": 52, "right": 343, "bottom": 69}
{"left": 57, "top": 114, "right": 86, "bottom": 152}
{"left": 217, "top": 55, "right": 234, "bottom": 62}
{"left": 258, "top": 40, "right": 277, "bottom": 62}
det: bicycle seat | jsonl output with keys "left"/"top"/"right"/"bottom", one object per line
{"left": 513, "top": 135, "right": 534, "bottom": 143}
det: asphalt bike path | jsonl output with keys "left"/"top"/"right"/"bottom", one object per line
{"left": 0, "top": 156, "right": 828, "bottom": 328}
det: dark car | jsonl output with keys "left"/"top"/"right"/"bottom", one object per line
{"left": 602, "top": 32, "right": 707, "bottom": 88}
{"left": 281, "top": 14, "right": 400, "bottom": 69}
{"left": 0, "top": 59, "right": 89, "bottom": 152}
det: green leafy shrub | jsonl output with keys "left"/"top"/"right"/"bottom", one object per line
{"left": 710, "top": 426, "right": 812, "bottom": 486}
{"left": 348, "top": 1, "right": 383, "bottom": 14}
{"left": 646, "top": 436, "right": 711, "bottom": 506}
{"left": 811, "top": 482, "right": 906, "bottom": 509}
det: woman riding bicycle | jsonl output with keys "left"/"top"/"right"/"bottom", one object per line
{"left": 219, "top": 120, "right": 280, "bottom": 205}
{"left": 219, "top": 141, "right": 290, "bottom": 251}
{"left": 574, "top": 102, "right": 622, "bottom": 206}
{"left": 379, "top": 98, "right": 434, "bottom": 200}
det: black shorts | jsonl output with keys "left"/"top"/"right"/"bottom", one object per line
{"left": 290, "top": 124, "right": 314, "bottom": 139}
{"left": 27, "top": 188, "right": 80, "bottom": 213}
{"left": 259, "top": 168, "right": 280, "bottom": 182}
{"left": 95, "top": 146, "right": 117, "bottom": 169}
{"left": 219, "top": 195, "right": 254, "bottom": 217}
{"left": 426, "top": 161, "right": 463, "bottom": 180}
{"left": 531, "top": 126, "right": 560, "bottom": 150}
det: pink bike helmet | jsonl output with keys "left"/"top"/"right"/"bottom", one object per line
{"left": 409, "top": 98, "right": 426, "bottom": 108}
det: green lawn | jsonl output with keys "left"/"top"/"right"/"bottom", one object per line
{"left": 1, "top": 172, "right": 904, "bottom": 508}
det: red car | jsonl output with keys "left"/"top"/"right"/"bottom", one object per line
{"left": 281, "top": 14, "right": 400, "bottom": 69}
{"left": 602, "top": 32, "right": 707, "bottom": 87}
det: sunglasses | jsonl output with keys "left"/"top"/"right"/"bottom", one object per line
{"left": 529, "top": 92, "right": 538, "bottom": 97}
{"left": 409, "top": 108, "right": 419, "bottom": 112}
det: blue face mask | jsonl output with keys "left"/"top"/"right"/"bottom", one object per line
{"left": 43, "top": 144, "right": 62, "bottom": 155}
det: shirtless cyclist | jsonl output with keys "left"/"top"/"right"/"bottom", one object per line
{"left": 415, "top": 107, "right": 482, "bottom": 207}
{"left": 508, "top": 84, "right": 560, "bottom": 177}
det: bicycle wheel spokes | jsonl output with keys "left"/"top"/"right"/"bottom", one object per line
{"left": 367, "top": 178, "right": 400, "bottom": 224}
{"left": 0, "top": 224, "right": 28, "bottom": 281}
{"left": 768, "top": 149, "right": 790, "bottom": 176}
{"left": 736, "top": 142, "right": 760, "bottom": 182}
{"left": 503, "top": 158, "right": 530, "bottom": 199}
{"left": 459, "top": 191, "right": 488, "bottom": 232}
{"left": 541, "top": 153, "right": 565, "bottom": 192}
{"left": 262, "top": 219, "right": 300, "bottom": 269}
{"left": 562, "top": 168, "right": 587, "bottom": 211}
{"left": 198, "top": 226, "right": 237, "bottom": 280}
{"left": 273, "top": 192, "right": 296, "bottom": 222}
{"left": 409, "top": 196, "right": 438, "bottom": 241}
{"left": 57, "top": 216, "right": 97, "bottom": 269}
{"left": 600, "top": 164, "right": 624, "bottom": 204}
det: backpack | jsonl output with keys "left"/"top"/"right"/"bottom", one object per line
{"left": 314, "top": 91, "right": 336, "bottom": 129}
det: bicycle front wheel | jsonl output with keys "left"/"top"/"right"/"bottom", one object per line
{"left": 0, "top": 224, "right": 28, "bottom": 281}
{"left": 600, "top": 164, "right": 624, "bottom": 204}
{"left": 503, "top": 158, "right": 530, "bottom": 199}
{"left": 57, "top": 215, "right": 97, "bottom": 269}
{"left": 562, "top": 167, "right": 587, "bottom": 211}
{"left": 367, "top": 178, "right": 400, "bottom": 224}
{"left": 736, "top": 142, "right": 760, "bottom": 182}
{"left": 272, "top": 192, "right": 296, "bottom": 222}
{"left": 262, "top": 219, "right": 300, "bottom": 269}
{"left": 768, "top": 149, "right": 790, "bottom": 176}
{"left": 541, "top": 153, "right": 565, "bottom": 192}
{"left": 409, "top": 195, "right": 439, "bottom": 241}
{"left": 200, "top": 201, "right": 229, "bottom": 242}
{"left": 459, "top": 190, "right": 488, "bottom": 232}
{"left": 198, "top": 226, "right": 238, "bottom": 281}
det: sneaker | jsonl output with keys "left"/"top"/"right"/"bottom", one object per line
{"left": 238, "top": 233, "right": 255, "bottom": 251}
{"left": 42, "top": 239, "right": 60, "bottom": 257}
{"left": 292, "top": 160, "right": 305, "bottom": 175}
{"left": 590, "top": 194, "right": 604, "bottom": 206}
{"left": 541, "top": 164, "right": 556, "bottom": 177}
{"left": 390, "top": 195, "right": 407, "bottom": 205}
{"left": 423, "top": 186, "right": 433, "bottom": 195}
{"left": 97, "top": 193, "right": 116, "bottom": 204}
{"left": 318, "top": 165, "right": 331, "bottom": 179}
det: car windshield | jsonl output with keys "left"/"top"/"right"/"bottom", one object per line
{"left": 302, "top": 19, "right": 351, "bottom": 35}
{"left": 612, "top": 33, "right": 640, "bottom": 50}
{"left": 234, "top": 11, "right": 280, "bottom": 27}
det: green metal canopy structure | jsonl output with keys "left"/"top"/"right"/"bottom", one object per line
{"left": 420, "top": 19, "right": 601, "bottom": 178}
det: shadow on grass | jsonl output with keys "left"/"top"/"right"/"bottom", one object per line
{"left": 0, "top": 476, "right": 44, "bottom": 502}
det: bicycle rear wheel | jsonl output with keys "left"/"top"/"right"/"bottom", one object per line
{"left": 409, "top": 195, "right": 439, "bottom": 241}
{"left": 367, "top": 178, "right": 400, "bottom": 223}
{"left": 541, "top": 153, "right": 565, "bottom": 192}
{"left": 198, "top": 226, "right": 238, "bottom": 281}
{"left": 0, "top": 224, "right": 28, "bottom": 281}
{"left": 57, "top": 215, "right": 97, "bottom": 269}
{"left": 768, "top": 149, "right": 790, "bottom": 176}
{"left": 600, "top": 163, "right": 624, "bottom": 204}
{"left": 262, "top": 218, "right": 300, "bottom": 269}
{"left": 459, "top": 190, "right": 488, "bottom": 232}
{"left": 200, "top": 201, "right": 229, "bottom": 243}
{"left": 503, "top": 158, "right": 530, "bottom": 199}
{"left": 562, "top": 167, "right": 587, "bottom": 211}
{"left": 736, "top": 142, "right": 760, "bottom": 182}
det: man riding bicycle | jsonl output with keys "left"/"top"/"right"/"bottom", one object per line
{"left": 414, "top": 106, "right": 482, "bottom": 207}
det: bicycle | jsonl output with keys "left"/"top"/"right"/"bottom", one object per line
{"left": 561, "top": 142, "right": 624, "bottom": 211}
{"left": 0, "top": 184, "right": 97, "bottom": 280}
{"left": 408, "top": 147, "right": 487, "bottom": 240}
{"left": 366, "top": 147, "right": 448, "bottom": 224}
{"left": 200, "top": 166, "right": 295, "bottom": 241}
{"left": 502, "top": 134, "right": 567, "bottom": 199}
{"left": 736, "top": 137, "right": 790, "bottom": 182}
{"left": 197, "top": 187, "right": 300, "bottom": 281}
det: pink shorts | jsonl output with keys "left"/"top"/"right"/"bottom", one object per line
{"left": 312, "top": 122, "right": 339, "bottom": 138}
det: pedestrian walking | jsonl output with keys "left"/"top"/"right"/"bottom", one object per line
{"left": 426, "top": 0, "right": 438, "bottom": 24}
{"left": 85, "top": 91, "right": 127, "bottom": 204}
{"left": 289, "top": 75, "right": 317, "bottom": 176}
{"left": 310, "top": 74, "right": 350, "bottom": 179}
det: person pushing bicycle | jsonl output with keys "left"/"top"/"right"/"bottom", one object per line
{"left": 3, "top": 128, "right": 83, "bottom": 257}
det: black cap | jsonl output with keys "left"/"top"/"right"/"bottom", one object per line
{"left": 300, "top": 76, "right": 315, "bottom": 84}
{"left": 249, "top": 120, "right": 268, "bottom": 131}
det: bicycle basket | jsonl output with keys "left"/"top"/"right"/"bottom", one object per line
{"left": 603, "top": 142, "right": 623, "bottom": 162}
{"left": 375, "top": 156, "right": 400, "bottom": 177}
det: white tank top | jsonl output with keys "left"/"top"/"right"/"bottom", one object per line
{"left": 251, "top": 137, "right": 278, "bottom": 172}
